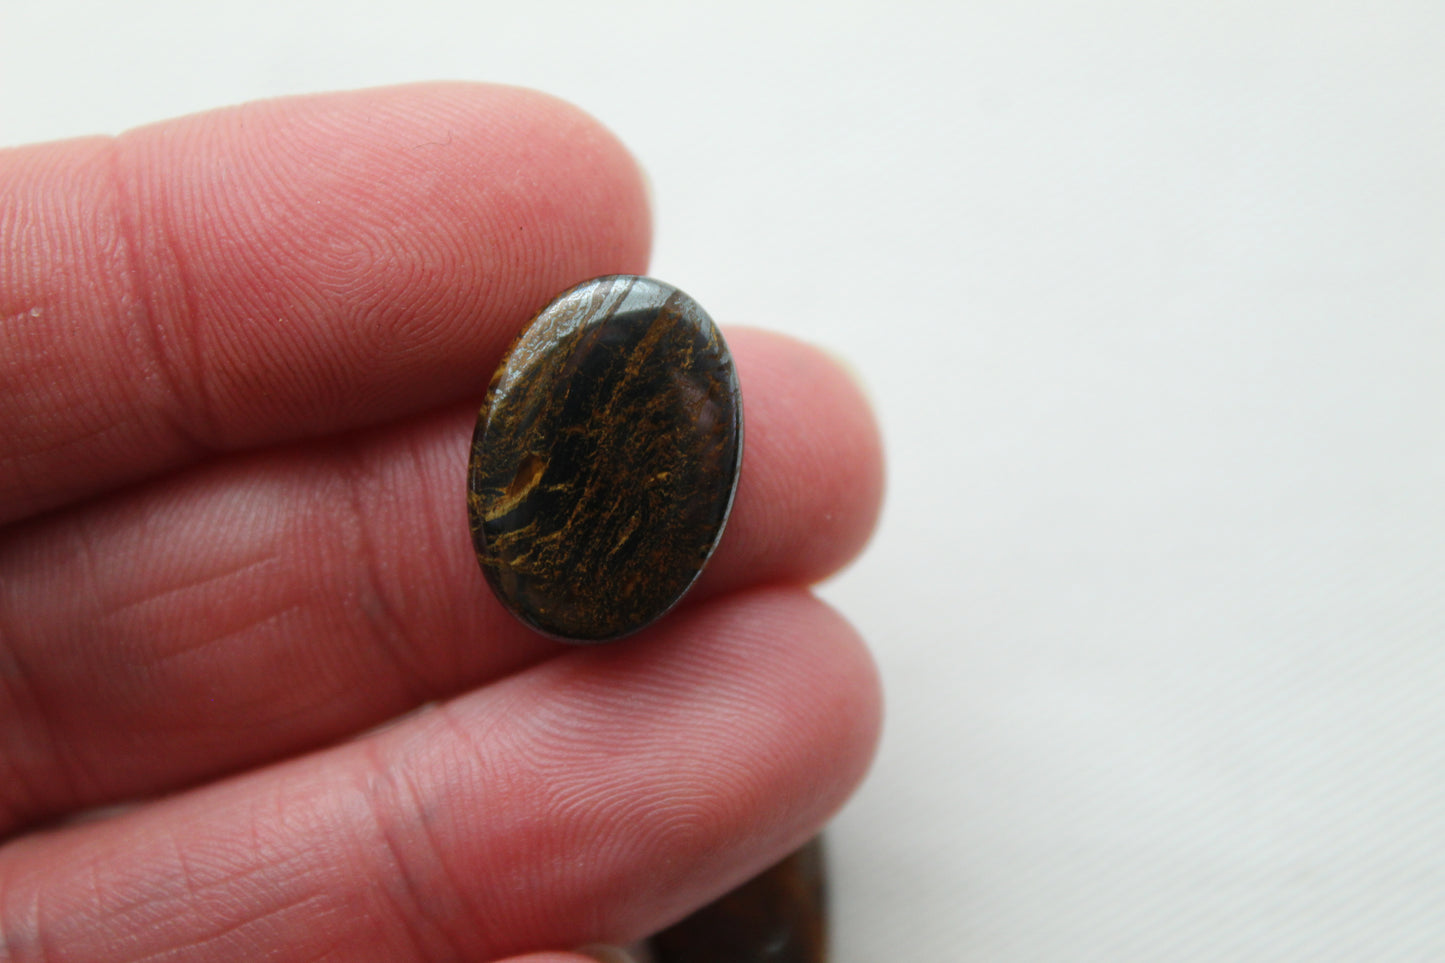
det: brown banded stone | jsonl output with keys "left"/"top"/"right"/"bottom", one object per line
{"left": 467, "top": 275, "right": 743, "bottom": 642}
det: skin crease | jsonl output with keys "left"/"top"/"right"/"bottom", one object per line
{"left": 0, "top": 83, "right": 884, "bottom": 962}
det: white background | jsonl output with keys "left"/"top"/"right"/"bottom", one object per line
{"left": 6, "top": 2, "right": 1445, "bottom": 959}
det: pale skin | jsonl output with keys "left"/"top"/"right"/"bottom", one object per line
{"left": 0, "top": 83, "right": 884, "bottom": 962}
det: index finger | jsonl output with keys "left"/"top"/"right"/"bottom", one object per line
{"left": 0, "top": 82, "right": 650, "bottom": 525}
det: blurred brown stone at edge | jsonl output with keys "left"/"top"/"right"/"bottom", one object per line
{"left": 648, "top": 837, "right": 828, "bottom": 963}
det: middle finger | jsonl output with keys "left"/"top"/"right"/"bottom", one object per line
{"left": 0, "top": 330, "right": 881, "bottom": 834}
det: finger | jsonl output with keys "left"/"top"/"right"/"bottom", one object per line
{"left": 0, "top": 589, "right": 882, "bottom": 963}
{"left": 0, "top": 331, "right": 883, "bottom": 832}
{"left": 0, "top": 82, "right": 650, "bottom": 525}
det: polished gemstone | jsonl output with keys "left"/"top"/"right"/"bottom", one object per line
{"left": 467, "top": 275, "right": 743, "bottom": 642}
{"left": 649, "top": 838, "right": 829, "bottom": 963}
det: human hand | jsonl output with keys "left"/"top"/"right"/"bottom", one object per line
{"left": 0, "top": 83, "right": 883, "bottom": 962}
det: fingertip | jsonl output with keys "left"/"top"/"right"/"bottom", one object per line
{"left": 561, "top": 586, "right": 884, "bottom": 943}
{"left": 707, "top": 329, "right": 886, "bottom": 592}
{"left": 402, "top": 82, "right": 654, "bottom": 292}
{"left": 115, "top": 82, "right": 655, "bottom": 432}
{"left": 549, "top": 586, "right": 884, "bottom": 878}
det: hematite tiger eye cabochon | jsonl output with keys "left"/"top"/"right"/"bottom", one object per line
{"left": 467, "top": 276, "right": 743, "bottom": 642}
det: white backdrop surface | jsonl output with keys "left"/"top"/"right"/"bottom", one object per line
{"left": 5, "top": 2, "right": 1445, "bottom": 959}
